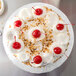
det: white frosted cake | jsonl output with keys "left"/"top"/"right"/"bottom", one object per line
{"left": 4, "top": 5, "right": 70, "bottom": 68}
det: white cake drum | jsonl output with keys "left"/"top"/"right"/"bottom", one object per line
{"left": 3, "top": 3, "right": 74, "bottom": 73}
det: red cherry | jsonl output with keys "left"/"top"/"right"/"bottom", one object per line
{"left": 32, "top": 29, "right": 41, "bottom": 38}
{"left": 33, "top": 55, "right": 42, "bottom": 64}
{"left": 12, "top": 42, "right": 21, "bottom": 49}
{"left": 14, "top": 20, "right": 22, "bottom": 27}
{"left": 56, "top": 24, "right": 64, "bottom": 30}
{"left": 34, "top": 8, "right": 43, "bottom": 15}
{"left": 54, "top": 47, "right": 62, "bottom": 54}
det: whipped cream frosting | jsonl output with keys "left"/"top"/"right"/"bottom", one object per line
{"left": 10, "top": 17, "right": 25, "bottom": 29}
{"left": 45, "top": 11, "right": 59, "bottom": 29}
{"left": 28, "top": 26, "right": 45, "bottom": 43}
{"left": 32, "top": 6, "right": 46, "bottom": 18}
{"left": 17, "top": 47, "right": 31, "bottom": 62}
{"left": 6, "top": 29, "right": 19, "bottom": 41}
{"left": 18, "top": 8, "right": 33, "bottom": 21}
{"left": 41, "top": 52, "right": 54, "bottom": 64}
{"left": 30, "top": 55, "right": 43, "bottom": 67}
{"left": 9, "top": 39, "right": 24, "bottom": 53}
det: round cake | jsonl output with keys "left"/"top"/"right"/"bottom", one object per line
{"left": 3, "top": 3, "right": 74, "bottom": 73}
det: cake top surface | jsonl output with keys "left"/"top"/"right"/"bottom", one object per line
{"left": 4, "top": 5, "right": 70, "bottom": 68}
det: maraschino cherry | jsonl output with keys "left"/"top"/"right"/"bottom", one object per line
{"left": 56, "top": 24, "right": 64, "bottom": 30}
{"left": 33, "top": 55, "right": 42, "bottom": 64}
{"left": 14, "top": 20, "right": 22, "bottom": 27}
{"left": 32, "top": 29, "right": 41, "bottom": 38}
{"left": 32, "top": 7, "right": 43, "bottom": 15}
{"left": 12, "top": 36, "right": 21, "bottom": 49}
{"left": 12, "top": 42, "right": 21, "bottom": 49}
{"left": 54, "top": 47, "right": 62, "bottom": 54}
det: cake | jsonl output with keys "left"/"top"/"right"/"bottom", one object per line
{"left": 4, "top": 5, "right": 70, "bottom": 68}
